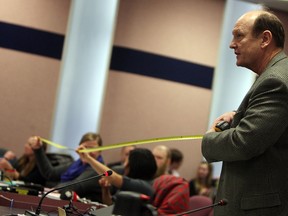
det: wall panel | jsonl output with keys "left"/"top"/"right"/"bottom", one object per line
{"left": 0, "top": 0, "right": 70, "bottom": 156}
{"left": 101, "top": 0, "right": 225, "bottom": 180}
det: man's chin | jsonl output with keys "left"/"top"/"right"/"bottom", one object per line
{"left": 236, "top": 60, "right": 243, "bottom": 67}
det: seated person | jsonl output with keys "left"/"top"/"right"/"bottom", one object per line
{"left": 0, "top": 148, "right": 17, "bottom": 165}
{"left": 0, "top": 141, "right": 47, "bottom": 186}
{"left": 29, "top": 132, "right": 105, "bottom": 202}
{"left": 189, "top": 161, "right": 218, "bottom": 200}
{"left": 77, "top": 147, "right": 157, "bottom": 206}
{"left": 152, "top": 145, "right": 171, "bottom": 178}
{"left": 168, "top": 148, "right": 184, "bottom": 177}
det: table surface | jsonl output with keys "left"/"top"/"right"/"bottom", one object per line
{"left": 0, "top": 205, "right": 24, "bottom": 215}
{"left": 0, "top": 191, "right": 101, "bottom": 215}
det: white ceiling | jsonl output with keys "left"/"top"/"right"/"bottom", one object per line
{"left": 241, "top": 0, "right": 288, "bottom": 12}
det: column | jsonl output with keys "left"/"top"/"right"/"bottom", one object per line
{"left": 50, "top": 0, "right": 119, "bottom": 157}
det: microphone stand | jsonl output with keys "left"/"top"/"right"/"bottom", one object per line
{"left": 174, "top": 199, "right": 228, "bottom": 216}
{"left": 25, "top": 170, "right": 113, "bottom": 216}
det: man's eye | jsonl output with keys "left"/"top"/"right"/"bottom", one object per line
{"left": 235, "top": 33, "right": 243, "bottom": 39}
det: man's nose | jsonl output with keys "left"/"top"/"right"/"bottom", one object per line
{"left": 229, "top": 40, "right": 236, "bottom": 49}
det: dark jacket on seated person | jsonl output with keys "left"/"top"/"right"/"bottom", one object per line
{"left": 34, "top": 147, "right": 104, "bottom": 202}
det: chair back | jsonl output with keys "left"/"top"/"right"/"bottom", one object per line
{"left": 187, "top": 195, "right": 213, "bottom": 216}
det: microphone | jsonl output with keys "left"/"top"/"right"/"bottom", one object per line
{"left": 174, "top": 198, "right": 228, "bottom": 216}
{"left": 25, "top": 170, "right": 113, "bottom": 216}
{"left": 60, "top": 190, "right": 81, "bottom": 202}
{"left": 60, "top": 190, "right": 91, "bottom": 204}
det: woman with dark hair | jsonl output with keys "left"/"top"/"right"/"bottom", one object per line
{"left": 126, "top": 148, "right": 157, "bottom": 180}
{"left": 77, "top": 147, "right": 157, "bottom": 205}
{"left": 29, "top": 132, "right": 105, "bottom": 202}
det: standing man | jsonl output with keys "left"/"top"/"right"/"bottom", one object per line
{"left": 202, "top": 10, "right": 288, "bottom": 216}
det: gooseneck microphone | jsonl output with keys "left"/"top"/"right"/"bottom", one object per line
{"left": 174, "top": 198, "right": 228, "bottom": 216}
{"left": 25, "top": 170, "right": 113, "bottom": 216}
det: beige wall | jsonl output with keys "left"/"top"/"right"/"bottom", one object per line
{"left": 100, "top": 0, "right": 225, "bottom": 180}
{"left": 113, "top": 0, "right": 224, "bottom": 66}
{"left": 0, "top": 0, "right": 69, "bottom": 34}
{"left": 0, "top": 0, "right": 70, "bottom": 155}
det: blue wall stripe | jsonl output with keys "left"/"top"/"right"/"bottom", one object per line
{"left": 0, "top": 21, "right": 64, "bottom": 59}
{"left": 0, "top": 22, "right": 213, "bottom": 89}
{"left": 110, "top": 46, "right": 213, "bottom": 89}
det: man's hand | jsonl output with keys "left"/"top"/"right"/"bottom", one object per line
{"left": 206, "top": 111, "right": 236, "bottom": 133}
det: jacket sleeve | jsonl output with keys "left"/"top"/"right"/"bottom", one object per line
{"left": 34, "top": 147, "right": 71, "bottom": 181}
{"left": 202, "top": 76, "right": 288, "bottom": 162}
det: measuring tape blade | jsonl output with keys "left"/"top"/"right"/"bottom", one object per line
{"left": 40, "top": 135, "right": 203, "bottom": 153}
{"left": 40, "top": 137, "right": 74, "bottom": 151}
{"left": 77, "top": 135, "right": 203, "bottom": 153}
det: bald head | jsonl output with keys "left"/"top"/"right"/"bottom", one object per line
{"left": 230, "top": 10, "right": 284, "bottom": 74}
{"left": 238, "top": 10, "right": 263, "bottom": 20}
{"left": 237, "top": 10, "right": 285, "bottom": 48}
{"left": 152, "top": 145, "right": 171, "bottom": 177}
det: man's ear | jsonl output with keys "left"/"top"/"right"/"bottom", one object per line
{"left": 261, "top": 30, "right": 272, "bottom": 48}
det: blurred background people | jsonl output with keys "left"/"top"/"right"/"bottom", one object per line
{"left": 78, "top": 147, "right": 157, "bottom": 206}
{"left": 189, "top": 161, "right": 218, "bottom": 200}
{"left": 30, "top": 132, "right": 105, "bottom": 202}
{"left": 168, "top": 148, "right": 184, "bottom": 177}
{"left": 0, "top": 148, "right": 17, "bottom": 165}
{"left": 107, "top": 145, "right": 136, "bottom": 175}
{"left": 152, "top": 145, "right": 171, "bottom": 178}
{"left": 0, "top": 141, "right": 47, "bottom": 185}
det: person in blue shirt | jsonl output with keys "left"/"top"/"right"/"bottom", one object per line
{"left": 29, "top": 132, "right": 105, "bottom": 202}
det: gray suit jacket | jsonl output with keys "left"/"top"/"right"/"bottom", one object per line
{"left": 202, "top": 51, "right": 288, "bottom": 216}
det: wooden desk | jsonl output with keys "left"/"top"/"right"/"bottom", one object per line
{"left": 0, "top": 191, "right": 99, "bottom": 215}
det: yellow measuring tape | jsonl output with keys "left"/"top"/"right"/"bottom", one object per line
{"left": 40, "top": 135, "right": 203, "bottom": 153}
{"left": 40, "top": 138, "right": 75, "bottom": 151}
